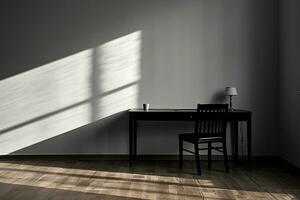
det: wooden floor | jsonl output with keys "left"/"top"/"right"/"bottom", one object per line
{"left": 0, "top": 160, "right": 299, "bottom": 200}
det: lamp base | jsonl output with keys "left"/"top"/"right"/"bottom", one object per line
{"left": 229, "top": 96, "right": 234, "bottom": 111}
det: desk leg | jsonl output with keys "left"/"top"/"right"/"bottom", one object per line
{"left": 247, "top": 117, "right": 252, "bottom": 167}
{"left": 133, "top": 119, "right": 137, "bottom": 160}
{"left": 231, "top": 121, "right": 239, "bottom": 162}
{"left": 129, "top": 114, "right": 133, "bottom": 167}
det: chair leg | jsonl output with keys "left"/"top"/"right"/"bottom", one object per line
{"left": 179, "top": 138, "right": 183, "bottom": 169}
{"left": 223, "top": 141, "right": 229, "bottom": 173}
{"left": 208, "top": 142, "right": 212, "bottom": 169}
{"left": 194, "top": 142, "right": 201, "bottom": 175}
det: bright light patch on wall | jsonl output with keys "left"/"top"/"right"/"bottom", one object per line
{"left": 0, "top": 31, "right": 141, "bottom": 154}
{"left": 93, "top": 31, "right": 141, "bottom": 119}
{"left": 98, "top": 84, "right": 139, "bottom": 119}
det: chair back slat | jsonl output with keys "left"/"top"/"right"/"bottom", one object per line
{"left": 194, "top": 104, "right": 228, "bottom": 138}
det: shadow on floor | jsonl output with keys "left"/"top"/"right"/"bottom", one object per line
{"left": 0, "top": 182, "right": 142, "bottom": 200}
{"left": 0, "top": 160, "right": 299, "bottom": 200}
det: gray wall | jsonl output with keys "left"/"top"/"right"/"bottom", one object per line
{"left": 279, "top": 0, "right": 300, "bottom": 167}
{"left": 0, "top": 0, "right": 279, "bottom": 155}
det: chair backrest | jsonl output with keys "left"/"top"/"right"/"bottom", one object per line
{"left": 194, "top": 104, "right": 228, "bottom": 138}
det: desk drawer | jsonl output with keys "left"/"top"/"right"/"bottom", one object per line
{"left": 131, "top": 112, "right": 195, "bottom": 121}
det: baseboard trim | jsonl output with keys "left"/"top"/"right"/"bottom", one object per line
{"left": 0, "top": 154, "right": 281, "bottom": 161}
{"left": 279, "top": 157, "right": 300, "bottom": 172}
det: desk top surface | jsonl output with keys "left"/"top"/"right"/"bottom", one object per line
{"left": 129, "top": 109, "right": 251, "bottom": 113}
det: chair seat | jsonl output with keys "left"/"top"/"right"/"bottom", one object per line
{"left": 178, "top": 133, "right": 224, "bottom": 143}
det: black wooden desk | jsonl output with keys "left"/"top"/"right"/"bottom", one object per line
{"left": 128, "top": 109, "right": 252, "bottom": 167}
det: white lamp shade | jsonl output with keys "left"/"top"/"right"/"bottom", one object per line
{"left": 225, "top": 87, "right": 238, "bottom": 96}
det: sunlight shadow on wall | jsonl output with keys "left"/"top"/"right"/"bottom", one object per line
{"left": 91, "top": 32, "right": 141, "bottom": 120}
{"left": 0, "top": 31, "right": 142, "bottom": 155}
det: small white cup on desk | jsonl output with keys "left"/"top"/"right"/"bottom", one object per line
{"left": 143, "top": 103, "right": 150, "bottom": 111}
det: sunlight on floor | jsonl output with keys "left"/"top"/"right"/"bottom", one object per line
{"left": 0, "top": 161, "right": 297, "bottom": 200}
{"left": 0, "top": 161, "right": 196, "bottom": 185}
{"left": 0, "top": 31, "right": 142, "bottom": 154}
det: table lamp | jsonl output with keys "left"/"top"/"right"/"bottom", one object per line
{"left": 225, "top": 87, "right": 238, "bottom": 111}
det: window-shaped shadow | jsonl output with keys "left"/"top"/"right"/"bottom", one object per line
{"left": 0, "top": 31, "right": 142, "bottom": 154}
{"left": 91, "top": 31, "right": 141, "bottom": 121}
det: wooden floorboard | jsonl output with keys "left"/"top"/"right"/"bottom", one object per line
{"left": 0, "top": 160, "right": 299, "bottom": 200}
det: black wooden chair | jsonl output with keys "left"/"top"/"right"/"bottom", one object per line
{"left": 178, "top": 104, "right": 229, "bottom": 175}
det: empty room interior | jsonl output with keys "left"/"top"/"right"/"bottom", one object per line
{"left": 0, "top": 0, "right": 300, "bottom": 199}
